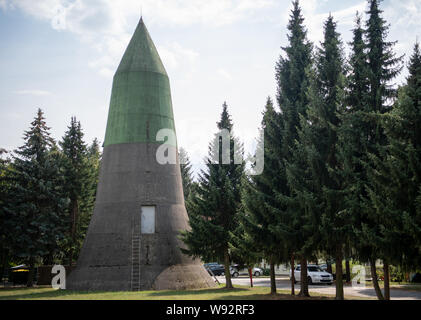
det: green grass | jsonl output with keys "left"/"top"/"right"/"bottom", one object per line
{"left": 361, "top": 282, "right": 421, "bottom": 292}
{"left": 0, "top": 285, "right": 336, "bottom": 300}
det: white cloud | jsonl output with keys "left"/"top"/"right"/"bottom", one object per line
{"left": 217, "top": 68, "right": 233, "bottom": 81}
{"left": 13, "top": 90, "right": 52, "bottom": 96}
{"left": 0, "top": 0, "right": 9, "bottom": 10}
{"left": 302, "top": 1, "right": 366, "bottom": 47}
{"left": 2, "top": 0, "right": 262, "bottom": 78}
{"left": 158, "top": 42, "right": 199, "bottom": 71}
{"left": 1, "top": 0, "right": 276, "bottom": 30}
{"left": 140, "top": 0, "right": 275, "bottom": 27}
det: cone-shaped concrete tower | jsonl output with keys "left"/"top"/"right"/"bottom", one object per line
{"left": 67, "top": 18, "right": 216, "bottom": 291}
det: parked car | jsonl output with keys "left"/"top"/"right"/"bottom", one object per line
{"left": 204, "top": 264, "right": 225, "bottom": 276}
{"left": 231, "top": 267, "right": 239, "bottom": 278}
{"left": 291, "top": 265, "right": 333, "bottom": 285}
{"left": 252, "top": 267, "right": 263, "bottom": 277}
{"left": 204, "top": 262, "right": 219, "bottom": 269}
{"left": 230, "top": 265, "right": 264, "bottom": 277}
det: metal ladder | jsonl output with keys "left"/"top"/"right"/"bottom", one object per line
{"left": 131, "top": 234, "right": 141, "bottom": 291}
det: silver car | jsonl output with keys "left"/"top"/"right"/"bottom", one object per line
{"left": 292, "top": 265, "right": 333, "bottom": 285}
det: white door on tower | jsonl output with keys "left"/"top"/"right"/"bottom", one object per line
{"left": 141, "top": 206, "right": 156, "bottom": 234}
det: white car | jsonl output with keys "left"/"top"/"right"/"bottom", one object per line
{"left": 252, "top": 267, "right": 263, "bottom": 277}
{"left": 291, "top": 265, "right": 333, "bottom": 285}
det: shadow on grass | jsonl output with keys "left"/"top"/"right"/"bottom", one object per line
{"left": 147, "top": 287, "right": 249, "bottom": 298}
{"left": 219, "top": 293, "right": 333, "bottom": 300}
{"left": 0, "top": 286, "right": 333, "bottom": 301}
{"left": 0, "top": 288, "right": 103, "bottom": 300}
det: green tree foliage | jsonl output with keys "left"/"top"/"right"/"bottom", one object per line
{"left": 366, "top": 42, "right": 421, "bottom": 287}
{"left": 337, "top": 13, "right": 369, "bottom": 267}
{"left": 179, "top": 147, "right": 194, "bottom": 201}
{"left": 5, "top": 109, "right": 67, "bottom": 286}
{"left": 59, "top": 117, "right": 88, "bottom": 266}
{"left": 360, "top": 0, "right": 403, "bottom": 300}
{"left": 74, "top": 138, "right": 101, "bottom": 261}
{"left": 276, "top": 0, "right": 313, "bottom": 297}
{"left": 296, "top": 15, "right": 348, "bottom": 299}
{"left": 0, "top": 149, "right": 11, "bottom": 276}
{"left": 180, "top": 102, "right": 245, "bottom": 289}
{"left": 338, "top": 0, "right": 403, "bottom": 300}
{"left": 239, "top": 97, "right": 287, "bottom": 294}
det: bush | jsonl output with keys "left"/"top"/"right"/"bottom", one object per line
{"left": 262, "top": 268, "right": 270, "bottom": 276}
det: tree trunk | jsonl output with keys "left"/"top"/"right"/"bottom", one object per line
{"left": 248, "top": 268, "right": 253, "bottom": 288}
{"left": 0, "top": 248, "right": 6, "bottom": 281}
{"left": 290, "top": 253, "right": 295, "bottom": 296}
{"left": 370, "top": 258, "right": 384, "bottom": 300}
{"left": 299, "top": 257, "right": 310, "bottom": 297}
{"left": 26, "top": 257, "right": 35, "bottom": 287}
{"left": 335, "top": 246, "right": 344, "bottom": 300}
{"left": 327, "top": 259, "right": 332, "bottom": 274}
{"left": 384, "top": 261, "right": 390, "bottom": 300}
{"left": 269, "top": 261, "right": 276, "bottom": 295}
{"left": 223, "top": 248, "right": 233, "bottom": 289}
{"left": 345, "top": 259, "right": 351, "bottom": 283}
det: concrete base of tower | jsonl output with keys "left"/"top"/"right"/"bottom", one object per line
{"left": 66, "top": 265, "right": 131, "bottom": 291}
{"left": 65, "top": 141, "right": 218, "bottom": 292}
{"left": 152, "top": 264, "right": 217, "bottom": 291}
{"left": 66, "top": 263, "right": 217, "bottom": 292}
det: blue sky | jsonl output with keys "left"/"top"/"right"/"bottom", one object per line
{"left": 0, "top": 0, "right": 420, "bottom": 174}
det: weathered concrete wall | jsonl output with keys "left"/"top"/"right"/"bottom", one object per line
{"left": 66, "top": 143, "right": 216, "bottom": 291}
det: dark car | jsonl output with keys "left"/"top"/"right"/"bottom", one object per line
{"left": 204, "top": 264, "right": 225, "bottom": 276}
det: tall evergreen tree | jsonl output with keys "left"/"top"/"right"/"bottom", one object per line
{"left": 60, "top": 117, "right": 88, "bottom": 266}
{"left": 337, "top": 13, "right": 371, "bottom": 293}
{"left": 360, "top": 0, "right": 403, "bottom": 300}
{"left": 181, "top": 102, "right": 245, "bottom": 289}
{"left": 339, "top": 0, "right": 403, "bottom": 300}
{"left": 6, "top": 109, "right": 67, "bottom": 286}
{"left": 240, "top": 97, "right": 287, "bottom": 294}
{"left": 275, "top": 0, "right": 313, "bottom": 297}
{"left": 366, "top": 42, "right": 421, "bottom": 298}
{"left": 297, "top": 15, "right": 348, "bottom": 299}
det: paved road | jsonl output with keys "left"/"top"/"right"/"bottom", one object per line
{"left": 216, "top": 276, "right": 421, "bottom": 300}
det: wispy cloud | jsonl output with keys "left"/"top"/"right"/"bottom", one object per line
{"left": 217, "top": 68, "right": 233, "bottom": 81}
{"left": 13, "top": 90, "right": 52, "bottom": 96}
{"left": 2, "top": 0, "right": 266, "bottom": 78}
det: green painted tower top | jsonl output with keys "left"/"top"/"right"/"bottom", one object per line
{"left": 104, "top": 17, "right": 176, "bottom": 147}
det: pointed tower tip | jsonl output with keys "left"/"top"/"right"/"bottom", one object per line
{"left": 115, "top": 12, "right": 167, "bottom": 76}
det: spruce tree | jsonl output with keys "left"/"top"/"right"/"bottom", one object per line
{"left": 337, "top": 13, "right": 370, "bottom": 290}
{"left": 275, "top": 0, "right": 313, "bottom": 297}
{"left": 6, "top": 109, "right": 67, "bottom": 286}
{"left": 339, "top": 0, "right": 403, "bottom": 300}
{"left": 361, "top": 0, "right": 403, "bottom": 300}
{"left": 297, "top": 15, "right": 348, "bottom": 299}
{"left": 60, "top": 117, "right": 88, "bottom": 266}
{"left": 180, "top": 102, "right": 245, "bottom": 289}
{"left": 240, "top": 97, "right": 288, "bottom": 294}
{"left": 366, "top": 42, "right": 421, "bottom": 299}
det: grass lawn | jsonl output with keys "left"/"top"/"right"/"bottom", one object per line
{"left": 0, "top": 285, "right": 336, "bottom": 300}
{"left": 363, "top": 282, "right": 421, "bottom": 292}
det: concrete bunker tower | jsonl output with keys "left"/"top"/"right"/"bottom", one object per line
{"left": 67, "top": 18, "right": 216, "bottom": 291}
